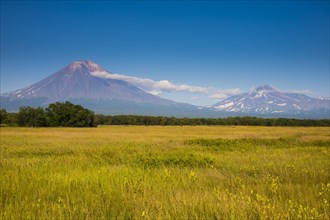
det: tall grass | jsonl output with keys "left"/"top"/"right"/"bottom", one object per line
{"left": 1, "top": 126, "right": 329, "bottom": 219}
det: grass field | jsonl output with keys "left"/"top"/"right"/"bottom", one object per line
{"left": 0, "top": 126, "right": 329, "bottom": 219}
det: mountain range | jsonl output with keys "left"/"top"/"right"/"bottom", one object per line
{"left": 213, "top": 84, "right": 329, "bottom": 117}
{"left": 1, "top": 60, "right": 329, "bottom": 118}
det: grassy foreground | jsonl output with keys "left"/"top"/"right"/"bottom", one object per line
{"left": 0, "top": 126, "right": 329, "bottom": 219}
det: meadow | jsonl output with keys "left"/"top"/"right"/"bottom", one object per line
{"left": 0, "top": 126, "right": 329, "bottom": 219}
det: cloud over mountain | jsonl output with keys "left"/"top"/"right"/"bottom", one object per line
{"left": 208, "top": 88, "right": 242, "bottom": 99}
{"left": 95, "top": 72, "right": 209, "bottom": 93}
{"left": 93, "top": 71, "right": 242, "bottom": 99}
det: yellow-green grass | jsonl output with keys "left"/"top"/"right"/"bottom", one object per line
{"left": 0, "top": 126, "right": 329, "bottom": 219}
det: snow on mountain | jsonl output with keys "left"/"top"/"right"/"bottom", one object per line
{"left": 1, "top": 60, "right": 175, "bottom": 105}
{"left": 212, "top": 85, "right": 329, "bottom": 114}
{"left": 1, "top": 61, "right": 329, "bottom": 118}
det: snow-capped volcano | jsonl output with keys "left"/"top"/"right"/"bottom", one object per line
{"left": 213, "top": 84, "right": 329, "bottom": 114}
{"left": 2, "top": 60, "right": 208, "bottom": 115}
{"left": 1, "top": 60, "right": 175, "bottom": 105}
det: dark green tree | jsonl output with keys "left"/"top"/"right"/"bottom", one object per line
{"left": 0, "top": 109, "right": 7, "bottom": 124}
{"left": 17, "top": 106, "right": 47, "bottom": 127}
{"left": 45, "top": 102, "right": 95, "bottom": 127}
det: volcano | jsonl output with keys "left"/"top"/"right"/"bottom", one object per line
{"left": 1, "top": 60, "right": 175, "bottom": 104}
{"left": 0, "top": 60, "right": 202, "bottom": 115}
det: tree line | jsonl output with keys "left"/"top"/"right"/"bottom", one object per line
{"left": 95, "top": 115, "right": 330, "bottom": 127}
{"left": 0, "top": 102, "right": 94, "bottom": 127}
{"left": 1, "top": 101, "right": 329, "bottom": 127}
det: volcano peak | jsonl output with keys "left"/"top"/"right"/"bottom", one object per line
{"left": 68, "top": 60, "right": 105, "bottom": 73}
{"left": 254, "top": 84, "right": 276, "bottom": 92}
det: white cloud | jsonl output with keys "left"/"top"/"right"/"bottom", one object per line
{"left": 208, "top": 88, "right": 242, "bottom": 99}
{"left": 156, "top": 80, "right": 208, "bottom": 93}
{"left": 90, "top": 71, "right": 110, "bottom": 78}
{"left": 92, "top": 71, "right": 210, "bottom": 93}
{"left": 90, "top": 70, "right": 241, "bottom": 99}
{"left": 209, "top": 93, "right": 228, "bottom": 99}
{"left": 147, "top": 90, "right": 161, "bottom": 96}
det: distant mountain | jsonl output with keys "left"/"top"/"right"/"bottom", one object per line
{"left": 0, "top": 60, "right": 203, "bottom": 116}
{"left": 1, "top": 60, "right": 174, "bottom": 105}
{"left": 1, "top": 61, "right": 329, "bottom": 118}
{"left": 212, "top": 85, "right": 329, "bottom": 117}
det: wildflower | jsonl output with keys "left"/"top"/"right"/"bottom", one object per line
{"left": 189, "top": 171, "right": 196, "bottom": 181}
{"left": 164, "top": 168, "right": 171, "bottom": 178}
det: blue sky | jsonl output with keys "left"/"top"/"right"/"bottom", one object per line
{"left": 1, "top": 0, "right": 329, "bottom": 106}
